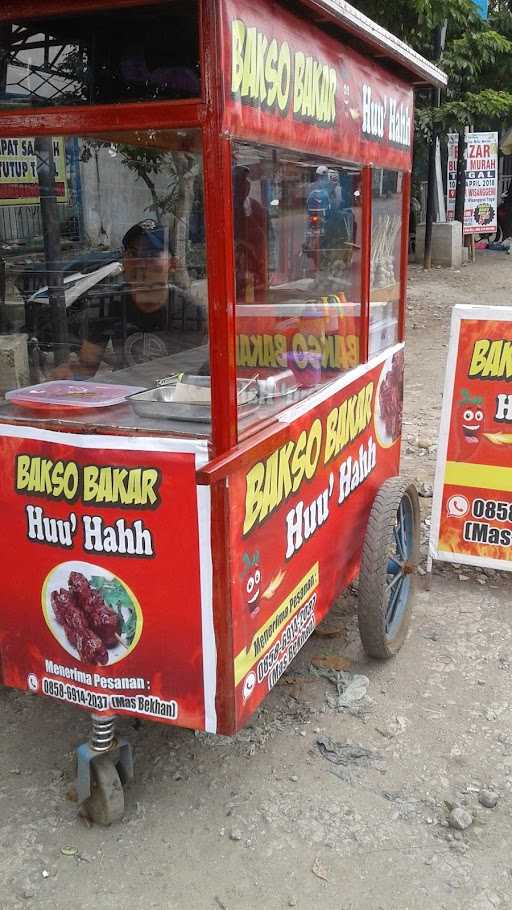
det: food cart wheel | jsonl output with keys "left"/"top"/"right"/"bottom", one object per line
{"left": 81, "top": 755, "right": 125, "bottom": 826}
{"left": 358, "top": 477, "right": 420, "bottom": 659}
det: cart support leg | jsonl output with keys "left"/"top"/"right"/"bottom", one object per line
{"left": 75, "top": 713, "right": 134, "bottom": 804}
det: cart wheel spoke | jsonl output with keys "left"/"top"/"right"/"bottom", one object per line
{"left": 398, "top": 501, "right": 407, "bottom": 555}
{"left": 386, "top": 576, "right": 405, "bottom": 632}
{"left": 385, "top": 570, "right": 404, "bottom": 595}
{"left": 393, "top": 525, "right": 404, "bottom": 559}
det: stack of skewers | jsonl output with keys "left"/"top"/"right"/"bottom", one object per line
{"left": 370, "top": 214, "right": 401, "bottom": 289}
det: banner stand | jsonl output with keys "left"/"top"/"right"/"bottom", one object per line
{"left": 428, "top": 304, "right": 512, "bottom": 583}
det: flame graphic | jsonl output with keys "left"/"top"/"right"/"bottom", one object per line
{"left": 484, "top": 433, "right": 512, "bottom": 446}
{"left": 262, "top": 570, "right": 286, "bottom": 600}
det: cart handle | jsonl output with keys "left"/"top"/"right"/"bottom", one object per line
{"left": 197, "top": 418, "right": 295, "bottom": 485}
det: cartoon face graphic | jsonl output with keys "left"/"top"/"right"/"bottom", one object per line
{"left": 246, "top": 568, "right": 261, "bottom": 608}
{"left": 241, "top": 551, "right": 262, "bottom": 615}
{"left": 458, "top": 389, "right": 485, "bottom": 448}
{"left": 461, "top": 406, "right": 485, "bottom": 442}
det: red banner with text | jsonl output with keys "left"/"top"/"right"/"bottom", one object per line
{"left": 227, "top": 348, "right": 404, "bottom": 727}
{"left": 220, "top": 0, "right": 414, "bottom": 172}
{"left": 431, "top": 306, "right": 512, "bottom": 570}
{"left": 0, "top": 430, "right": 214, "bottom": 730}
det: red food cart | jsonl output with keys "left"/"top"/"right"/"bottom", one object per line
{"left": 0, "top": 0, "right": 446, "bottom": 824}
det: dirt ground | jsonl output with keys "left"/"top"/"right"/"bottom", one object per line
{"left": 2, "top": 253, "right": 512, "bottom": 910}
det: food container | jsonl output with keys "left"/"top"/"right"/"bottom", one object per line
{"left": 6, "top": 380, "right": 145, "bottom": 411}
{"left": 256, "top": 369, "right": 299, "bottom": 400}
{"left": 129, "top": 376, "right": 258, "bottom": 423}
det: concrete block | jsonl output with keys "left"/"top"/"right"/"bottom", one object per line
{"left": 415, "top": 221, "right": 463, "bottom": 268}
{"left": 0, "top": 333, "right": 30, "bottom": 392}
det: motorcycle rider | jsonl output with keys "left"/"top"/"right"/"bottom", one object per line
{"left": 307, "top": 164, "right": 336, "bottom": 223}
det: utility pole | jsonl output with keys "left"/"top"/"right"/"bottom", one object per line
{"left": 36, "top": 136, "right": 69, "bottom": 365}
{"left": 423, "top": 21, "right": 446, "bottom": 269}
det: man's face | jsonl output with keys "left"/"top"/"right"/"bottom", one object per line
{"left": 123, "top": 241, "right": 170, "bottom": 312}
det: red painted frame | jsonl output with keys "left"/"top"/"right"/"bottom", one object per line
{"left": 201, "top": 0, "right": 238, "bottom": 455}
{"left": 359, "top": 165, "right": 372, "bottom": 365}
{"left": 399, "top": 171, "right": 412, "bottom": 343}
{"left": 1, "top": 0, "right": 170, "bottom": 21}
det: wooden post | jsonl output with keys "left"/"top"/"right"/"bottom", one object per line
{"left": 35, "top": 135, "right": 69, "bottom": 365}
{"left": 423, "top": 22, "right": 445, "bottom": 269}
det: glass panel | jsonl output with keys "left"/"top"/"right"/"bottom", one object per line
{"left": 233, "top": 142, "right": 362, "bottom": 435}
{"left": 369, "top": 169, "right": 402, "bottom": 357}
{"left": 0, "top": 128, "right": 209, "bottom": 435}
{"left": 0, "top": 2, "right": 200, "bottom": 109}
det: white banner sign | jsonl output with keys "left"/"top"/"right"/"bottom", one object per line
{"left": 464, "top": 131, "right": 498, "bottom": 235}
{"left": 446, "top": 131, "right": 498, "bottom": 235}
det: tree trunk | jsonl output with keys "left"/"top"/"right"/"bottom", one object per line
{"left": 454, "top": 131, "right": 466, "bottom": 226}
{"left": 137, "top": 168, "right": 164, "bottom": 223}
{"left": 172, "top": 154, "right": 199, "bottom": 290}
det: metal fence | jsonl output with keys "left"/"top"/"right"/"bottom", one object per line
{"left": 0, "top": 204, "right": 43, "bottom": 242}
{"left": 0, "top": 201, "right": 79, "bottom": 244}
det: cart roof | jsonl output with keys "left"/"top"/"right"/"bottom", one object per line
{"left": 0, "top": 0, "right": 447, "bottom": 90}
{"left": 293, "top": 0, "right": 447, "bottom": 89}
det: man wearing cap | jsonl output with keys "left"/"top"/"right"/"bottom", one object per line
{"left": 61, "top": 220, "right": 205, "bottom": 377}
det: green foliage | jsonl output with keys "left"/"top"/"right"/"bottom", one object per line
{"left": 433, "top": 90, "right": 512, "bottom": 125}
{"left": 355, "top": 0, "right": 512, "bottom": 129}
{"left": 90, "top": 575, "right": 137, "bottom": 644}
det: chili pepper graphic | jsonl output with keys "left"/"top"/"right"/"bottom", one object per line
{"left": 241, "top": 551, "right": 262, "bottom": 616}
{"left": 455, "top": 388, "right": 485, "bottom": 460}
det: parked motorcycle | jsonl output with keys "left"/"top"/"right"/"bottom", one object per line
{"left": 15, "top": 249, "right": 124, "bottom": 376}
{"left": 495, "top": 187, "right": 512, "bottom": 242}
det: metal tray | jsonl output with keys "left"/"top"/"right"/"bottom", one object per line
{"left": 129, "top": 385, "right": 259, "bottom": 423}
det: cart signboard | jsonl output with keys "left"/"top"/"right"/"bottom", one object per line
{"left": 0, "top": 428, "right": 216, "bottom": 732}
{"left": 430, "top": 305, "right": 512, "bottom": 572}
{"left": 228, "top": 346, "right": 404, "bottom": 726}
{"left": 0, "top": 137, "right": 68, "bottom": 205}
{"left": 221, "top": 0, "right": 414, "bottom": 172}
{"left": 463, "top": 132, "right": 498, "bottom": 235}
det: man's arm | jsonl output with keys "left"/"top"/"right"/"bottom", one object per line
{"left": 77, "top": 339, "right": 105, "bottom": 377}
{"left": 52, "top": 339, "right": 104, "bottom": 379}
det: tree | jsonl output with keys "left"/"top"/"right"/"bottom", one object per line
{"left": 110, "top": 144, "right": 200, "bottom": 290}
{"left": 355, "top": 0, "right": 512, "bottom": 132}
{"left": 81, "top": 140, "right": 200, "bottom": 289}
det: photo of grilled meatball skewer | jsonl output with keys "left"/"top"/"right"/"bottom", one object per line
{"left": 51, "top": 586, "right": 110, "bottom": 665}
{"left": 44, "top": 562, "right": 141, "bottom": 666}
{"left": 69, "top": 571, "right": 120, "bottom": 647}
